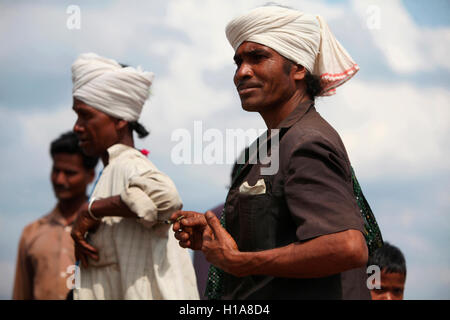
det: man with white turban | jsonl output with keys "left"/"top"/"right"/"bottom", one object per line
{"left": 171, "top": 5, "right": 382, "bottom": 300}
{"left": 70, "top": 53, "right": 199, "bottom": 300}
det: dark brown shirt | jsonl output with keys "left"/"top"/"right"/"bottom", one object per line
{"left": 13, "top": 207, "right": 76, "bottom": 300}
{"left": 221, "top": 101, "right": 369, "bottom": 299}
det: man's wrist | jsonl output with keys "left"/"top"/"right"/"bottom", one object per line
{"left": 88, "top": 197, "right": 101, "bottom": 221}
{"left": 226, "top": 250, "right": 253, "bottom": 277}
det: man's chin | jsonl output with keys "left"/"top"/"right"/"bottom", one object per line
{"left": 54, "top": 192, "right": 73, "bottom": 201}
{"left": 80, "top": 145, "right": 97, "bottom": 157}
{"left": 240, "top": 101, "right": 260, "bottom": 112}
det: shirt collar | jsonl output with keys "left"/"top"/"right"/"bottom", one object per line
{"left": 276, "top": 100, "right": 314, "bottom": 129}
{"left": 106, "top": 144, "right": 139, "bottom": 163}
{"left": 230, "top": 100, "right": 314, "bottom": 186}
{"left": 43, "top": 206, "right": 71, "bottom": 227}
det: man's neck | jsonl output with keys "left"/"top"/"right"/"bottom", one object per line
{"left": 58, "top": 195, "right": 88, "bottom": 225}
{"left": 101, "top": 134, "right": 134, "bottom": 166}
{"left": 260, "top": 90, "right": 309, "bottom": 129}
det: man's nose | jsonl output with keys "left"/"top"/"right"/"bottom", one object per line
{"left": 55, "top": 171, "right": 67, "bottom": 185}
{"left": 383, "top": 292, "right": 393, "bottom": 300}
{"left": 73, "top": 118, "right": 83, "bottom": 133}
{"left": 234, "top": 62, "right": 253, "bottom": 83}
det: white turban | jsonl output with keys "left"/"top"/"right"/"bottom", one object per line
{"left": 72, "top": 53, "right": 154, "bottom": 122}
{"left": 226, "top": 6, "right": 359, "bottom": 96}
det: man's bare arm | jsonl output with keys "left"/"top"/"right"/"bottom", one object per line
{"left": 202, "top": 211, "right": 368, "bottom": 278}
{"left": 89, "top": 195, "right": 138, "bottom": 219}
{"left": 71, "top": 196, "right": 138, "bottom": 267}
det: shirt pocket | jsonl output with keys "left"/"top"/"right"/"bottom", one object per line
{"left": 237, "top": 184, "right": 278, "bottom": 252}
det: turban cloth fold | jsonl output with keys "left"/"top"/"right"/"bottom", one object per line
{"left": 72, "top": 53, "right": 154, "bottom": 122}
{"left": 226, "top": 6, "right": 359, "bottom": 96}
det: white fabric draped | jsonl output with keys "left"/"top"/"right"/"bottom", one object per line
{"left": 72, "top": 53, "right": 154, "bottom": 121}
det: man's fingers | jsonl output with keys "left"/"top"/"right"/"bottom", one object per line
{"left": 174, "top": 230, "right": 190, "bottom": 242}
{"left": 79, "top": 239, "right": 98, "bottom": 254}
{"left": 78, "top": 243, "right": 99, "bottom": 260}
{"left": 72, "top": 231, "right": 95, "bottom": 254}
{"left": 204, "top": 211, "right": 224, "bottom": 240}
{"left": 170, "top": 210, "right": 184, "bottom": 222}
{"left": 80, "top": 253, "right": 89, "bottom": 268}
{"left": 179, "top": 240, "right": 191, "bottom": 249}
{"left": 76, "top": 238, "right": 98, "bottom": 256}
{"left": 172, "top": 211, "right": 207, "bottom": 227}
{"left": 180, "top": 215, "right": 207, "bottom": 228}
{"left": 202, "top": 225, "right": 214, "bottom": 242}
{"left": 171, "top": 212, "right": 205, "bottom": 231}
{"left": 172, "top": 221, "right": 181, "bottom": 233}
{"left": 71, "top": 230, "right": 81, "bottom": 242}
{"left": 76, "top": 246, "right": 89, "bottom": 268}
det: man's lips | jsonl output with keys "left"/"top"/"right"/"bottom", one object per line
{"left": 79, "top": 138, "right": 90, "bottom": 146}
{"left": 54, "top": 185, "right": 69, "bottom": 192}
{"left": 237, "top": 82, "right": 262, "bottom": 94}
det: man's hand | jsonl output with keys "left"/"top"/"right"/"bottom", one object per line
{"left": 70, "top": 202, "right": 100, "bottom": 268}
{"left": 171, "top": 210, "right": 207, "bottom": 250}
{"left": 202, "top": 211, "right": 242, "bottom": 276}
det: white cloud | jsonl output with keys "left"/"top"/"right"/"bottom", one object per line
{"left": 351, "top": 0, "right": 450, "bottom": 74}
{"left": 0, "top": 106, "right": 77, "bottom": 182}
{"left": 19, "top": 108, "right": 76, "bottom": 152}
{"left": 318, "top": 79, "right": 450, "bottom": 180}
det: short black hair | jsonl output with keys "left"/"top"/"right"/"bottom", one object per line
{"left": 368, "top": 242, "right": 407, "bottom": 276}
{"left": 50, "top": 131, "right": 99, "bottom": 169}
{"left": 304, "top": 72, "right": 323, "bottom": 99}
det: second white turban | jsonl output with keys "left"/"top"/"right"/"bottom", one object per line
{"left": 72, "top": 53, "right": 154, "bottom": 122}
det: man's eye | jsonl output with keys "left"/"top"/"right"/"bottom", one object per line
{"left": 251, "top": 54, "right": 266, "bottom": 62}
{"left": 78, "top": 110, "right": 92, "bottom": 119}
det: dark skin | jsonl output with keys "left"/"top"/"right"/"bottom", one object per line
{"left": 51, "top": 153, "right": 95, "bottom": 225}
{"left": 370, "top": 271, "right": 406, "bottom": 300}
{"left": 71, "top": 99, "right": 139, "bottom": 267}
{"left": 232, "top": 42, "right": 308, "bottom": 128}
{"left": 171, "top": 42, "right": 368, "bottom": 279}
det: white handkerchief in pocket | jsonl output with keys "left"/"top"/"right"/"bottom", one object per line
{"left": 239, "top": 179, "right": 266, "bottom": 195}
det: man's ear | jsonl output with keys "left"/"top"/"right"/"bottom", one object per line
{"left": 292, "top": 65, "right": 307, "bottom": 81}
{"left": 116, "top": 119, "right": 128, "bottom": 131}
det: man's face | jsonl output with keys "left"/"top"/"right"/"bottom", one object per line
{"left": 72, "top": 99, "right": 120, "bottom": 157}
{"left": 233, "top": 41, "right": 297, "bottom": 112}
{"left": 370, "top": 270, "right": 406, "bottom": 300}
{"left": 51, "top": 153, "right": 94, "bottom": 201}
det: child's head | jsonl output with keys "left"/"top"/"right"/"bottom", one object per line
{"left": 368, "top": 242, "right": 407, "bottom": 300}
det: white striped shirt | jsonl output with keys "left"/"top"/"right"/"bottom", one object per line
{"left": 74, "top": 144, "right": 199, "bottom": 300}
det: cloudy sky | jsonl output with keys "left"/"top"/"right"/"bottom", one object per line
{"left": 0, "top": 0, "right": 449, "bottom": 299}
